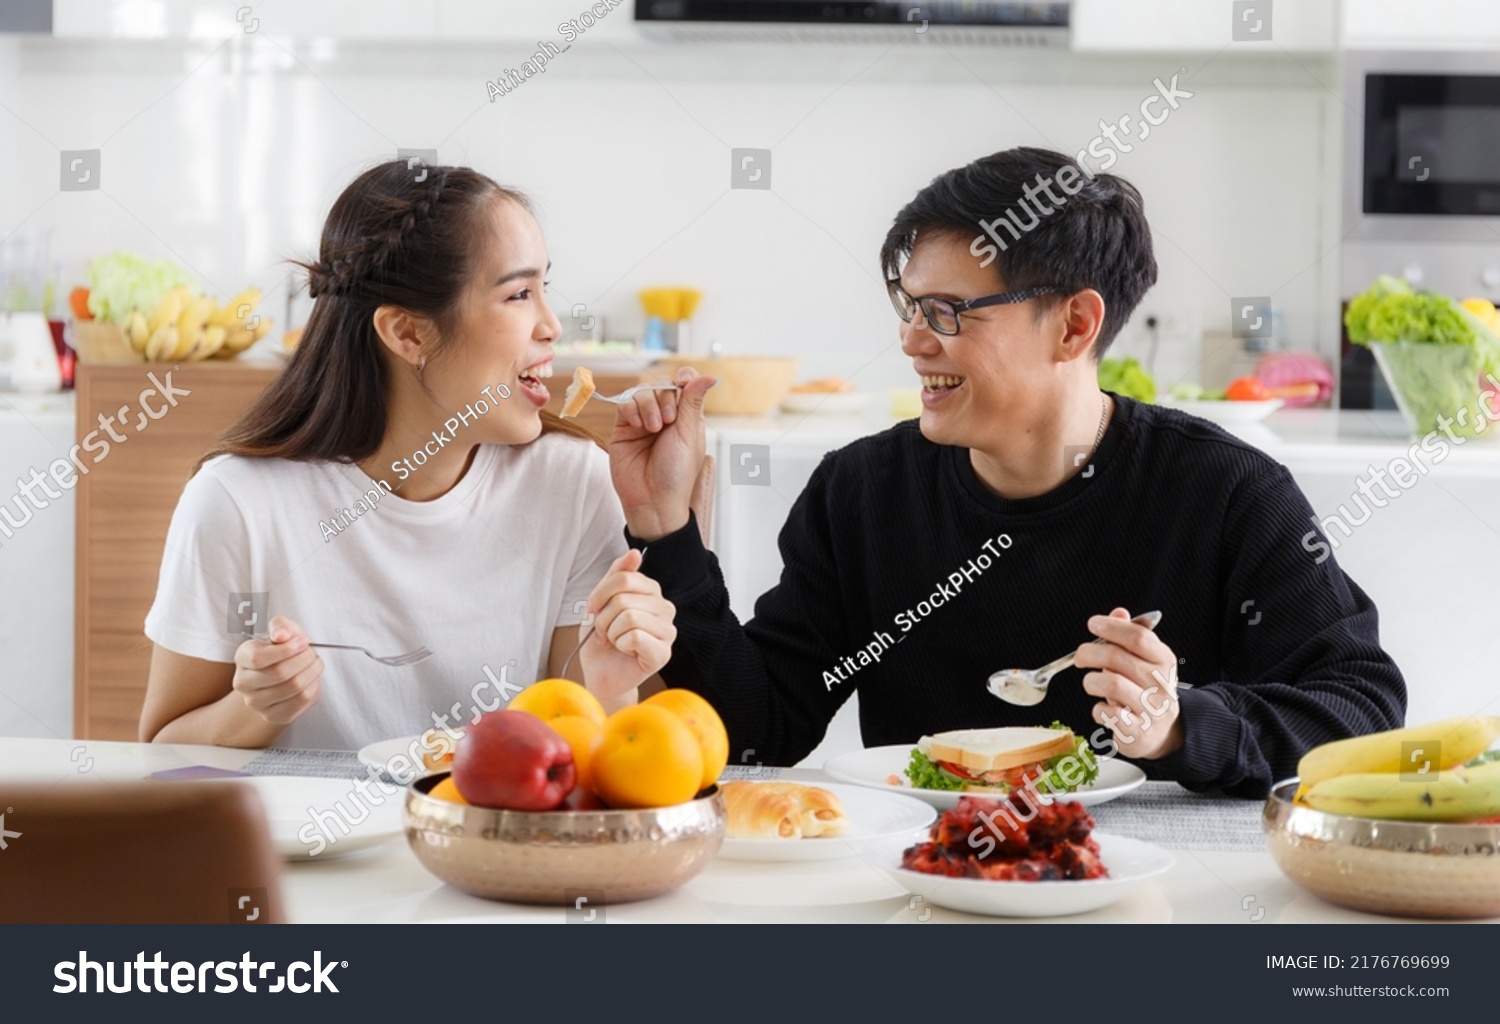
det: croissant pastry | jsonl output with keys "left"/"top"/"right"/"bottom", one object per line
{"left": 721, "top": 781, "right": 850, "bottom": 839}
{"left": 758, "top": 782, "right": 850, "bottom": 838}
{"left": 722, "top": 781, "right": 802, "bottom": 839}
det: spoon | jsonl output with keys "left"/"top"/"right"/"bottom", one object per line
{"left": 558, "top": 546, "right": 649, "bottom": 679}
{"left": 988, "top": 610, "right": 1170, "bottom": 706}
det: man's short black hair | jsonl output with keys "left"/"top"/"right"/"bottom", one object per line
{"left": 879, "top": 147, "right": 1158, "bottom": 357}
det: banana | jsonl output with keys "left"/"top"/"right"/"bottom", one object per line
{"left": 125, "top": 310, "right": 150, "bottom": 353}
{"left": 192, "top": 325, "right": 227, "bottom": 361}
{"left": 143, "top": 324, "right": 179, "bottom": 362}
{"left": 1296, "top": 716, "right": 1500, "bottom": 798}
{"left": 215, "top": 326, "right": 255, "bottom": 356}
{"left": 1303, "top": 759, "right": 1500, "bottom": 822}
{"left": 211, "top": 288, "right": 263, "bottom": 328}
{"left": 147, "top": 287, "right": 187, "bottom": 337}
{"left": 174, "top": 296, "right": 216, "bottom": 360}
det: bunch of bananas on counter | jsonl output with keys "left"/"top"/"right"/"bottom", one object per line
{"left": 120, "top": 287, "right": 271, "bottom": 362}
{"left": 1295, "top": 716, "right": 1500, "bottom": 822}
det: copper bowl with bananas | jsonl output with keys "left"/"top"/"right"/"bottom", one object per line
{"left": 1264, "top": 779, "right": 1500, "bottom": 919}
{"left": 1263, "top": 716, "right": 1500, "bottom": 919}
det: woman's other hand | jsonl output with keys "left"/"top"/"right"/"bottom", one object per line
{"left": 577, "top": 549, "right": 677, "bottom": 702}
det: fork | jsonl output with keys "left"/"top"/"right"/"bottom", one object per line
{"left": 557, "top": 546, "right": 649, "bottom": 678}
{"left": 589, "top": 383, "right": 681, "bottom": 406}
{"left": 307, "top": 642, "right": 433, "bottom": 667}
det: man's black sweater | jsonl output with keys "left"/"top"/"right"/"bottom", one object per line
{"left": 630, "top": 396, "right": 1407, "bottom": 797}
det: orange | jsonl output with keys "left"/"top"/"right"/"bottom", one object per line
{"left": 644, "top": 689, "right": 729, "bottom": 790}
{"left": 547, "top": 714, "right": 603, "bottom": 792}
{"left": 590, "top": 704, "right": 704, "bottom": 809}
{"left": 430, "top": 776, "right": 469, "bottom": 805}
{"left": 508, "top": 677, "right": 606, "bottom": 726}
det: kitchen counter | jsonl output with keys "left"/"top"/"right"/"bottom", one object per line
{"left": 3, "top": 737, "right": 1471, "bottom": 925}
{"left": 707, "top": 405, "right": 1500, "bottom": 466}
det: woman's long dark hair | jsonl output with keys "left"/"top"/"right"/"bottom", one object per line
{"left": 200, "top": 160, "right": 596, "bottom": 471}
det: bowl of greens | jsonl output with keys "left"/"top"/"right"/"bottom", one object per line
{"left": 1345, "top": 276, "right": 1500, "bottom": 440}
{"left": 1097, "top": 356, "right": 1156, "bottom": 403}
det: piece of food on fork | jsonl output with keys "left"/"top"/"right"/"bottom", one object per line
{"left": 560, "top": 367, "right": 595, "bottom": 418}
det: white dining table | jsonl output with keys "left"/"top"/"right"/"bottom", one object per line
{"left": 0, "top": 736, "right": 1466, "bottom": 925}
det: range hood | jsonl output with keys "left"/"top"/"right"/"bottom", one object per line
{"left": 634, "top": 0, "right": 1070, "bottom": 46}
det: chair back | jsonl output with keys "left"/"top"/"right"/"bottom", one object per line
{"left": 0, "top": 781, "right": 286, "bottom": 923}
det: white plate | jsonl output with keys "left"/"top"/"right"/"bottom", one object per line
{"left": 822, "top": 745, "right": 1146, "bottom": 809}
{"left": 205, "top": 777, "right": 405, "bottom": 861}
{"left": 716, "top": 782, "right": 936, "bottom": 862}
{"left": 870, "top": 831, "right": 1174, "bottom": 918}
{"left": 359, "top": 734, "right": 456, "bottom": 778}
{"left": 1160, "top": 397, "right": 1284, "bottom": 423}
{"left": 779, "top": 392, "right": 875, "bottom": 415}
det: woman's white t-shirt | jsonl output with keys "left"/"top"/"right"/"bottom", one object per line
{"left": 144, "top": 433, "right": 626, "bottom": 750}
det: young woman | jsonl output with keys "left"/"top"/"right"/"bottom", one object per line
{"left": 139, "top": 161, "right": 673, "bottom": 750}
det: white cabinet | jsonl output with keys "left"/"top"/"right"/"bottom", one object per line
{"left": 1072, "top": 0, "right": 1337, "bottom": 52}
{"left": 52, "top": 0, "right": 636, "bottom": 42}
{"left": 1342, "top": 0, "right": 1500, "bottom": 50}
{"left": 0, "top": 395, "right": 75, "bottom": 740}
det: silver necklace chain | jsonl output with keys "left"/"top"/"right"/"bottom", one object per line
{"left": 1088, "top": 393, "right": 1108, "bottom": 460}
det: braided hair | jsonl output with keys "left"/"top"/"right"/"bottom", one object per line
{"left": 200, "top": 160, "right": 596, "bottom": 470}
{"left": 305, "top": 166, "right": 453, "bottom": 300}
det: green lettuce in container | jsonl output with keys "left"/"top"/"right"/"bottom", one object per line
{"left": 1098, "top": 356, "right": 1156, "bottom": 403}
{"left": 85, "top": 251, "right": 199, "bottom": 324}
{"left": 1344, "top": 276, "right": 1500, "bottom": 439}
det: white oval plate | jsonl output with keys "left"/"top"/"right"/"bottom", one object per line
{"left": 823, "top": 744, "right": 1146, "bottom": 810}
{"left": 359, "top": 734, "right": 457, "bottom": 778}
{"left": 717, "top": 782, "right": 936, "bottom": 862}
{"left": 206, "top": 776, "right": 405, "bottom": 861}
{"left": 870, "top": 831, "right": 1174, "bottom": 918}
{"left": 780, "top": 392, "right": 875, "bottom": 415}
{"left": 1160, "top": 397, "right": 1284, "bottom": 423}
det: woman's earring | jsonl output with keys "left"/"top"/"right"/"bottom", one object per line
{"left": 417, "top": 356, "right": 426, "bottom": 374}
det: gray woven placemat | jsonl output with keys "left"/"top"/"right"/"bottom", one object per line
{"left": 241, "top": 748, "right": 369, "bottom": 780}
{"left": 718, "top": 765, "right": 785, "bottom": 781}
{"left": 1087, "top": 781, "right": 1266, "bottom": 852}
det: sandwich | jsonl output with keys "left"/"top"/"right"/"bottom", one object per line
{"left": 904, "top": 721, "right": 1098, "bottom": 796}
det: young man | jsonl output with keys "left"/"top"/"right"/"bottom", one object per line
{"left": 605, "top": 147, "right": 1405, "bottom": 798}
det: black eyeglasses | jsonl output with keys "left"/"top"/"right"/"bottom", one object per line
{"left": 886, "top": 278, "right": 1061, "bottom": 337}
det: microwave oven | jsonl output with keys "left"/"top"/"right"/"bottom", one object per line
{"left": 1341, "top": 51, "right": 1500, "bottom": 409}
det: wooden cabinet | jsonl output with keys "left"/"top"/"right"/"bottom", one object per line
{"left": 73, "top": 361, "right": 279, "bottom": 740}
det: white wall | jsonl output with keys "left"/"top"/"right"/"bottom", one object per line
{"left": 0, "top": 26, "right": 1342, "bottom": 396}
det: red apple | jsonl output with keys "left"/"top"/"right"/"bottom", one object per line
{"left": 452, "top": 710, "right": 575, "bottom": 810}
